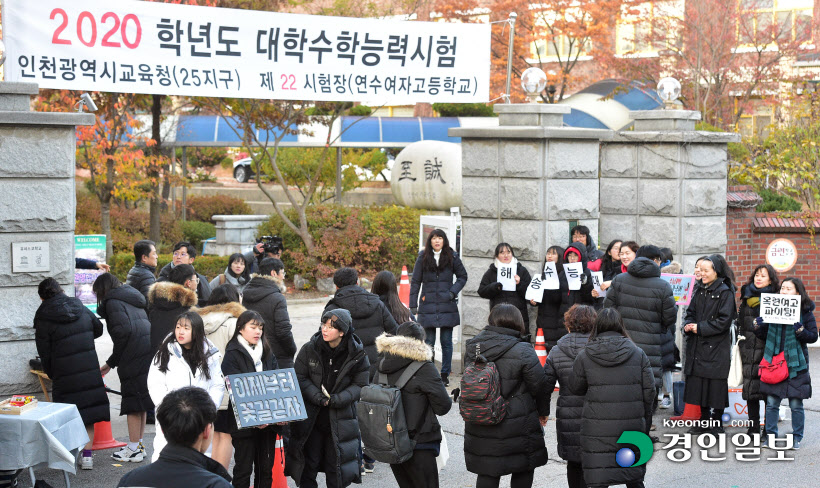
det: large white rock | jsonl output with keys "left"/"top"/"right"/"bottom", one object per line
{"left": 391, "top": 141, "right": 462, "bottom": 210}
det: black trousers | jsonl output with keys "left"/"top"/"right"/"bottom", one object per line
{"left": 566, "top": 461, "right": 587, "bottom": 488}
{"left": 231, "top": 430, "right": 275, "bottom": 488}
{"left": 390, "top": 449, "right": 439, "bottom": 488}
{"left": 299, "top": 427, "right": 340, "bottom": 488}
{"left": 476, "top": 470, "right": 535, "bottom": 488}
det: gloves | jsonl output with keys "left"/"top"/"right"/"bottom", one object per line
{"left": 794, "top": 322, "right": 804, "bottom": 333}
{"left": 410, "top": 307, "right": 418, "bottom": 315}
{"left": 580, "top": 274, "right": 588, "bottom": 285}
{"left": 320, "top": 397, "right": 330, "bottom": 407}
{"left": 754, "top": 316, "right": 764, "bottom": 328}
{"left": 449, "top": 292, "right": 456, "bottom": 301}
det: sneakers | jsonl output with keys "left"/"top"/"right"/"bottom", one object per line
{"left": 112, "top": 446, "right": 144, "bottom": 463}
{"left": 138, "top": 442, "right": 146, "bottom": 455}
{"left": 660, "top": 396, "right": 672, "bottom": 409}
{"left": 792, "top": 440, "right": 801, "bottom": 450}
{"left": 363, "top": 462, "right": 375, "bottom": 473}
{"left": 80, "top": 456, "right": 93, "bottom": 470}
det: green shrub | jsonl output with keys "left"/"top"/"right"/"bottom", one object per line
{"left": 432, "top": 103, "right": 496, "bottom": 117}
{"left": 349, "top": 105, "right": 372, "bottom": 116}
{"left": 182, "top": 221, "right": 216, "bottom": 250}
{"left": 184, "top": 194, "right": 252, "bottom": 223}
{"left": 111, "top": 253, "right": 230, "bottom": 283}
{"left": 176, "top": 147, "right": 231, "bottom": 169}
{"left": 757, "top": 188, "right": 802, "bottom": 212}
{"left": 257, "top": 204, "right": 425, "bottom": 279}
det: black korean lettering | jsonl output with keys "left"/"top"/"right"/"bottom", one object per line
{"left": 80, "top": 59, "right": 97, "bottom": 81}
{"left": 188, "top": 22, "right": 212, "bottom": 57}
{"left": 333, "top": 74, "right": 348, "bottom": 94}
{"left": 39, "top": 56, "right": 57, "bottom": 80}
{"left": 256, "top": 28, "right": 280, "bottom": 62}
{"left": 58, "top": 58, "right": 77, "bottom": 81}
{"left": 216, "top": 26, "right": 240, "bottom": 56}
{"left": 410, "top": 36, "right": 432, "bottom": 67}
{"left": 387, "top": 34, "right": 408, "bottom": 66}
{"left": 18, "top": 56, "right": 36, "bottom": 78}
{"left": 138, "top": 64, "right": 153, "bottom": 84}
{"left": 100, "top": 61, "right": 116, "bottom": 81}
{"left": 337, "top": 31, "right": 359, "bottom": 65}
{"left": 435, "top": 35, "right": 457, "bottom": 68}
{"left": 283, "top": 28, "right": 307, "bottom": 63}
{"left": 309, "top": 30, "right": 332, "bottom": 63}
{"left": 360, "top": 33, "right": 383, "bottom": 66}
{"left": 119, "top": 64, "right": 136, "bottom": 83}
{"left": 157, "top": 19, "right": 183, "bottom": 56}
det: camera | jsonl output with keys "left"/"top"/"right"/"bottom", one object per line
{"left": 256, "top": 235, "right": 284, "bottom": 256}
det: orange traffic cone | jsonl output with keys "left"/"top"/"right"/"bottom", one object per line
{"left": 671, "top": 403, "right": 702, "bottom": 422}
{"left": 399, "top": 266, "right": 411, "bottom": 309}
{"left": 91, "top": 421, "right": 126, "bottom": 450}
{"left": 534, "top": 328, "right": 547, "bottom": 367}
{"left": 271, "top": 434, "right": 287, "bottom": 488}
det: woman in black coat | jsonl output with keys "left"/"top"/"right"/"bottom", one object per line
{"left": 570, "top": 308, "right": 655, "bottom": 488}
{"left": 532, "top": 246, "right": 564, "bottom": 348}
{"left": 463, "top": 304, "right": 549, "bottom": 488}
{"left": 94, "top": 273, "right": 154, "bottom": 462}
{"left": 147, "top": 264, "right": 199, "bottom": 352}
{"left": 754, "top": 277, "right": 817, "bottom": 449}
{"left": 737, "top": 264, "right": 779, "bottom": 435}
{"left": 409, "top": 229, "right": 468, "bottom": 386}
{"left": 544, "top": 304, "right": 596, "bottom": 488}
{"left": 478, "top": 243, "right": 532, "bottom": 331}
{"left": 221, "top": 310, "right": 282, "bottom": 488}
{"left": 542, "top": 243, "right": 595, "bottom": 351}
{"left": 373, "top": 322, "right": 452, "bottom": 488}
{"left": 683, "top": 254, "right": 737, "bottom": 433}
{"left": 34, "top": 278, "right": 110, "bottom": 469}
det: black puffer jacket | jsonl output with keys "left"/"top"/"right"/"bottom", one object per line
{"left": 463, "top": 327, "right": 549, "bottom": 477}
{"left": 373, "top": 334, "right": 452, "bottom": 446}
{"left": 534, "top": 264, "right": 562, "bottom": 348}
{"left": 477, "top": 262, "right": 532, "bottom": 329}
{"left": 542, "top": 243, "right": 595, "bottom": 351}
{"left": 158, "top": 263, "right": 211, "bottom": 307}
{"left": 117, "top": 444, "right": 232, "bottom": 488}
{"left": 603, "top": 257, "right": 677, "bottom": 390}
{"left": 409, "top": 250, "right": 468, "bottom": 329}
{"left": 242, "top": 274, "right": 297, "bottom": 368}
{"left": 737, "top": 284, "right": 774, "bottom": 401}
{"left": 544, "top": 332, "right": 589, "bottom": 464}
{"left": 287, "top": 331, "right": 369, "bottom": 487}
{"left": 221, "top": 338, "right": 280, "bottom": 438}
{"left": 683, "top": 278, "right": 736, "bottom": 380}
{"left": 147, "top": 281, "right": 198, "bottom": 352}
{"left": 324, "top": 285, "right": 398, "bottom": 367}
{"left": 34, "top": 294, "right": 110, "bottom": 425}
{"left": 126, "top": 262, "right": 156, "bottom": 301}
{"left": 98, "top": 284, "right": 154, "bottom": 414}
{"left": 570, "top": 331, "right": 655, "bottom": 487}
{"left": 754, "top": 303, "right": 817, "bottom": 400}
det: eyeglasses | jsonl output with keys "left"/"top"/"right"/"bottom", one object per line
{"left": 173, "top": 252, "right": 189, "bottom": 258}
{"left": 189, "top": 276, "right": 199, "bottom": 284}
{"left": 321, "top": 322, "right": 337, "bottom": 331}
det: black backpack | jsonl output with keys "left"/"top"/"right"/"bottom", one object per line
{"left": 357, "top": 360, "right": 425, "bottom": 464}
{"left": 459, "top": 341, "right": 516, "bottom": 425}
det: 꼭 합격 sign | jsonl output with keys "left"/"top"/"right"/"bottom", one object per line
{"left": 660, "top": 274, "right": 696, "bottom": 306}
{"left": 226, "top": 368, "right": 308, "bottom": 428}
{"left": 760, "top": 293, "right": 801, "bottom": 325}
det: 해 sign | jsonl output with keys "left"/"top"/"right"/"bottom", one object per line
{"left": 591, "top": 272, "right": 606, "bottom": 298}
{"left": 563, "top": 263, "right": 583, "bottom": 291}
{"left": 226, "top": 368, "right": 308, "bottom": 428}
{"left": 2, "top": 0, "right": 490, "bottom": 103}
{"left": 766, "top": 239, "right": 798, "bottom": 273}
{"left": 497, "top": 265, "right": 516, "bottom": 292}
{"left": 660, "top": 274, "right": 696, "bottom": 306}
{"left": 760, "top": 293, "right": 801, "bottom": 325}
{"left": 543, "top": 261, "right": 560, "bottom": 290}
{"left": 526, "top": 276, "right": 545, "bottom": 303}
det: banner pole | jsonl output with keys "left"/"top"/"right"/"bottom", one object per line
{"left": 504, "top": 12, "right": 517, "bottom": 104}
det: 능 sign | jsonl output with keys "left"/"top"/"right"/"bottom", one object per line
{"left": 11, "top": 242, "right": 50, "bottom": 273}
{"left": 660, "top": 274, "right": 696, "bottom": 306}
{"left": 760, "top": 293, "right": 801, "bottom": 325}
{"left": 766, "top": 238, "right": 798, "bottom": 273}
{"left": 226, "top": 368, "right": 308, "bottom": 428}
{"left": 2, "top": 0, "right": 490, "bottom": 103}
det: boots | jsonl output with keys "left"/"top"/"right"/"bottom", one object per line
{"left": 441, "top": 372, "right": 449, "bottom": 387}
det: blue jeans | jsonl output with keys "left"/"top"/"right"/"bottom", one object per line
{"left": 425, "top": 327, "right": 453, "bottom": 376}
{"left": 765, "top": 395, "right": 804, "bottom": 441}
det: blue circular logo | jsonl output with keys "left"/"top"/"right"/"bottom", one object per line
{"left": 721, "top": 413, "right": 731, "bottom": 423}
{"left": 616, "top": 448, "right": 636, "bottom": 467}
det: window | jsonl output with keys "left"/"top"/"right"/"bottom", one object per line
{"left": 616, "top": 1, "right": 683, "bottom": 56}
{"left": 738, "top": 0, "right": 813, "bottom": 44}
{"left": 531, "top": 36, "right": 589, "bottom": 60}
{"left": 737, "top": 99, "right": 775, "bottom": 139}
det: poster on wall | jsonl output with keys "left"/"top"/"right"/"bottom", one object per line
{"left": 75, "top": 234, "right": 106, "bottom": 313}
{"left": 766, "top": 238, "right": 798, "bottom": 273}
{"left": 660, "top": 274, "right": 696, "bottom": 306}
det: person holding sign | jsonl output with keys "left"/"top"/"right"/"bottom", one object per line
{"left": 753, "top": 277, "right": 817, "bottom": 449}
{"left": 221, "top": 310, "right": 283, "bottom": 488}
{"left": 682, "top": 255, "right": 736, "bottom": 435}
{"left": 478, "top": 243, "right": 533, "bottom": 331}
{"left": 542, "top": 244, "right": 595, "bottom": 351}
{"left": 533, "top": 246, "right": 564, "bottom": 349}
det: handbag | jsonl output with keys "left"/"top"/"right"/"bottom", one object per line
{"left": 436, "top": 432, "right": 449, "bottom": 472}
{"left": 728, "top": 336, "right": 744, "bottom": 387}
{"left": 759, "top": 351, "right": 788, "bottom": 384}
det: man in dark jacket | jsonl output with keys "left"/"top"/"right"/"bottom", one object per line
{"left": 126, "top": 240, "right": 157, "bottom": 301}
{"left": 287, "top": 309, "right": 370, "bottom": 488}
{"left": 570, "top": 224, "right": 604, "bottom": 262}
{"left": 157, "top": 241, "right": 211, "bottom": 306}
{"left": 118, "top": 387, "right": 232, "bottom": 488}
{"left": 242, "top": 258, "right": 297, "bottom": 368}
{"left": 603, "top": 245, "right": 677, "bottom": 409}
{"left": 373, "top": 323, "right": 452, "bottom": 488}
{"left": 324, "top": 267, "right": 398, "bottom": 369}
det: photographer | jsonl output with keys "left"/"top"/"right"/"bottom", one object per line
{"left": 243, "top": 235, "right": 284, "bottom": 275}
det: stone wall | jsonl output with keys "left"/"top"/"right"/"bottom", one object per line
{"left": 0, "top": 82, "right": 94, "bottom": 394}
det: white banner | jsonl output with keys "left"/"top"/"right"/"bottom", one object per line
{"left": 761, "top": 293, "right": 801, "bottom": 325}
{"left": 525, "top": 276, "right": 545, "bottom": 303}
{"left": 497, "top": 265, "right": 516, "bottom": 292}
{"left": 563, "top": 263, "right": 583, "bottom": 291}
{"left": 543, "top": 261, "right": 560, "bottom": 290}
{"left": 591, "top": 271, "right": 606, "bottom": 298}
{"left": 1, "top": 0, "right": 491, "bottom": 103}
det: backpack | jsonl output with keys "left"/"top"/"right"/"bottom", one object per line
{"left": 459, "top": 341, "right": 515, "bottom": 425}
{"left": 357, "top": 360, "right": 425, "bottom": 464}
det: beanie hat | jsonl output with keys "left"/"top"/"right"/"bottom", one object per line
{"left": 564, "top": 247, "right": 582, "bottom": 261}
{"left": 321, "top": 309, "right": 352, "bottom": 334}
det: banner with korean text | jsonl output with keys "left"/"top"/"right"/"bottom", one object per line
{"left": 226, "top": 368, "right": 308, "bottom": 428}
{"left": 2, "top": 0, "right": 491, "bottom": 103}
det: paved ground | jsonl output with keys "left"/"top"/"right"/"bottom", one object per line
{"left": 19, "top": 298, "right": 820, "bottom": 487}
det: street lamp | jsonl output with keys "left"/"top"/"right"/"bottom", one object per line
{"left": 521, "top": 67, "right": 547, "bottom": 103}
{"left": 657, "top": 77, "right": 682, "bottom": 109}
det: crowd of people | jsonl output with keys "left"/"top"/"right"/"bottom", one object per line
{"left": 28, "top": 225, "right": 817, "bottom": 488}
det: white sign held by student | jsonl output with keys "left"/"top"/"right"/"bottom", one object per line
{"left": 564, "top": 263, "right": 583, "bottom": 291}
{"left": 760, "top": 293, "right": 801, "bottom": 325}
{"left": 543, "top": 261, "right": 560, "bottom": 290}
{"left": 526, "top": 276, "right": 546, "bottom": 303}
{"left": 497, "top": 265, "right": 516, "bottom": 291}
{"left": 591, "top": 271, "right": 606, "bottom": 298}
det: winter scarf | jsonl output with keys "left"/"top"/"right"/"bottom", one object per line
{"left": 433, "top": 249, "right": 441, "bottom": 266}
{"left": 764, "top": 323, "right": 807, "bottom": 379}
{"left": 238, "top": 335, "right": 264, "bottom": 372}
{"left": 744, "top": 283, "right": 775, "bottom": 309}
{"left": 495, "top": 257, "right": 519, "bottom": 271}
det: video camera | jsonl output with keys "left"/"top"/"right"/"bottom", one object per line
{"left": 256, "top": 235, "right": 284, "bottom": 256}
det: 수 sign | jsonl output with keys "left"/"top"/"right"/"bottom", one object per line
{"left": 760, "top": 294, "right": 801, "bottom": 325}
{"left": 226, "top": 368, "right": 307, "bottom": 428}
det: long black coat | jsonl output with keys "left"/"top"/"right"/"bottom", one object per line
{"left": 737, "top": 284, "right": 773, "bottom": 401}
{"left": 324, "top": 285, "right": 398, "bottom": 367}
{"left": 221, "top": 338, "right": 280, "bottom": 438}
{"left": 158, "top": 263, "right": 211, "bottom": 307}
{"left": 683, "top": 278, "right": 736, "bottom": 380}
{"left": 287, "top": 332, "right": 370, "bottom": 487}
{"left": 126, "top": 262, "right": 156, "bottom": 301}
{"left": 753, "top": 304, "right": 818, "bottom": 400}
{"left": 242, "top": 274, "right": 297, "bottom": 368}
{"left": 373, "top": 334, "right": 452, "bottom": 446}
{"left": 544, "top": 332, "right": 589, "bottom": 464}
{"left": 409, "top": 250, "right": 468, "bottom": 329}
{"left": 477, "top": 262, "right": 532, "bottom": 329}
{"left": 34, "top": 294, "right": 110, "bottom": 425}
{"left": 463, "top": 327, "right": 550, "bottom": 477}
{"left": 98, "top": 285, "right": 154, "bottom": 414}
{"left": 147, "top": 281, "right": 198, "bottom": 353}
{"left": 569, "top": 331, "right": 655, "bottom": 487}
{"left": 603, "top": 257, "right": 677, "bottom": 390}
{"left": 542, "top": 243, "right": 595, "bottom": 351}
